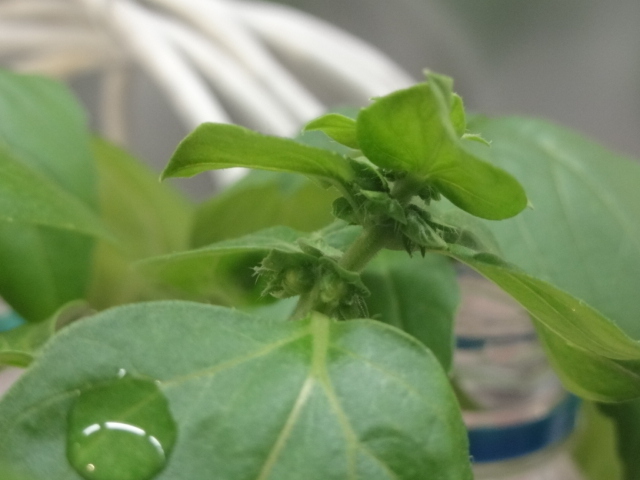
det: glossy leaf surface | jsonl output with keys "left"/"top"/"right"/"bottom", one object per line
{"left": 356, "top": 77, "right": 527, "bottom": 220}
{"left": 362, "top": 251, "right": 459, "bottom": 371}
{"left": 0, "top": 301, "right": 472, "bottom": 480}
{"left": 66, "top": 375, "right": 177, "bottom": 480}
{"left": 162, "top": 123, "right": 355, "bottom": 187}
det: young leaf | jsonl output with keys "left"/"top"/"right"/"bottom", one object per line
{"left": 0, "top": 301, "right": 473, "bottom": 480}
{"left": 361, "top": 251, "right": 459, "bottom": 371}
{"left": 162, "top": 123, "right": 356, "bottom": 188}
{"left": 303, "top": 113, "right": 360, "bottom": 150}
{"left": 356, "top": 75, "right": 527, "bottom": 220}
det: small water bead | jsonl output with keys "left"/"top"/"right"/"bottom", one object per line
{"left": 66, "top": 374, "right": 177, "bottom": 480}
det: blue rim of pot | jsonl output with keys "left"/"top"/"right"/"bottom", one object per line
{"left": 468, "top": 393, "right": 581, "bottom": 463}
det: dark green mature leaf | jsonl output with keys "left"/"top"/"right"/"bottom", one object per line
{"left": 0, "top": 301, "right": 472, "bottom": 480}
{"left": 137, "top": 227, "right": 306, "bottom": 304}
{"left": 304, "top": 113, "right": 360, "bottom": 150}
{"left": 162, "top": 123, "right": 356, "bottom": 188}
{"left": 87, "top": 138, "right": 194, "bottom": 309}
{"left": 449, "top": 247, "right": 640, "bottom": 401}
{"left": 0, "top": 71, "right": 102, "bottom": 322}
{"left": 192, "top": 170, "right": 336, "bottom": 247}
{"left": 362, "top": 251, "right": 459, "bottom": 371}
{"left": 356, "top": 75, "right": 527, "bottom": 220}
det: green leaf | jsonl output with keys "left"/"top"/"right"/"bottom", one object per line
{"left": 356, "top": 75, "right": 527, "bottom": 220}
{"left": 466, "top": 116, "right": 640, "bottom": 341}
{"left": 303, "top": 113, "right": 360, "bottom": 149}
{"left": 0, "top": 147, "right": 110, "bottom": 238}
{"left": 137, "top": 227, "right": 307, "bottom": 304}
{"left": 599, "top": 400, "right": 640, "bottom": 480}
{"left": 92, "top": 138, "right": 192, "bottom": 258}
{"left": 162, "top": 123, "right": 356, "bottom": 187}
{"left": 0, "top": 301, "right": 93, "bottom": 367}
{"left": 0, "top": 301, "right": 472, "bottom": 480}
{"left": 192, "top": 170, "right": 336, "bottom": 247}
{"left": 429, "top": 204, "right": 503, "bottom": 255}
{"left": 0, "top": 69, "right": 97, "bottom": 207}
{"left": 572, "top": 402, "right": 623, "bottom": 480}
{"left": 535, "top": 322, "right": 640, "bottom": 402}
{"left": 87, "top": 138, "right": 194, "bottom": 309}
{"left": 0, "top": 71, "right": 105, "bottom": 321}
{"left": 0, "top": 317, "right": 56, "bottom": 367}
{"left": 464, "top": 111, "right": 640, "bottom": 480}
{"left": 449, "top": 247, "right": 640, "bottom": 401}
{"left": 361, "top": 251, "right": 459, "bottom": 371}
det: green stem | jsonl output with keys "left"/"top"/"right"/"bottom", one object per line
{"left": 338, "top": 225, "right": 389, "bottom": 272}
{"left": 290, "top": 283, "right": 322, "bottom": 321}
{"left": 289, "top": 226, "right": 389, "bottom": 321}
{"left": 290, "top": 177, "right": 422, "bottom": 321}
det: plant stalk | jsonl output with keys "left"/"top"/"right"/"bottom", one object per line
{"left": 290, "top": 225, "right": 389, "bottom": 320}
{"left": 290, "top": 177, "right": 422, "bottom": 321}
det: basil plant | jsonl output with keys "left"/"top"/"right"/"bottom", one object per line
{"left": 1, "top": 67, "right": 640, "bottom": 480}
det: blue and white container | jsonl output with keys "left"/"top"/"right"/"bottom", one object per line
{"left": 454, "top": 268, "right": 584, "bottom": 480}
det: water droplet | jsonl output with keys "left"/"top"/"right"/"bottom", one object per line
{"left": 66, "top": 374, "right": 177, "bottom": 480}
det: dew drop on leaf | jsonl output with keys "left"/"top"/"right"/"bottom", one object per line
{"left": 66, "top": 373, "right": 177, "bottom": 480}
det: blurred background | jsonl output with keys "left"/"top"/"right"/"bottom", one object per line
{"left": 54, "top": 0, "right": 640, "bottom": 195}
